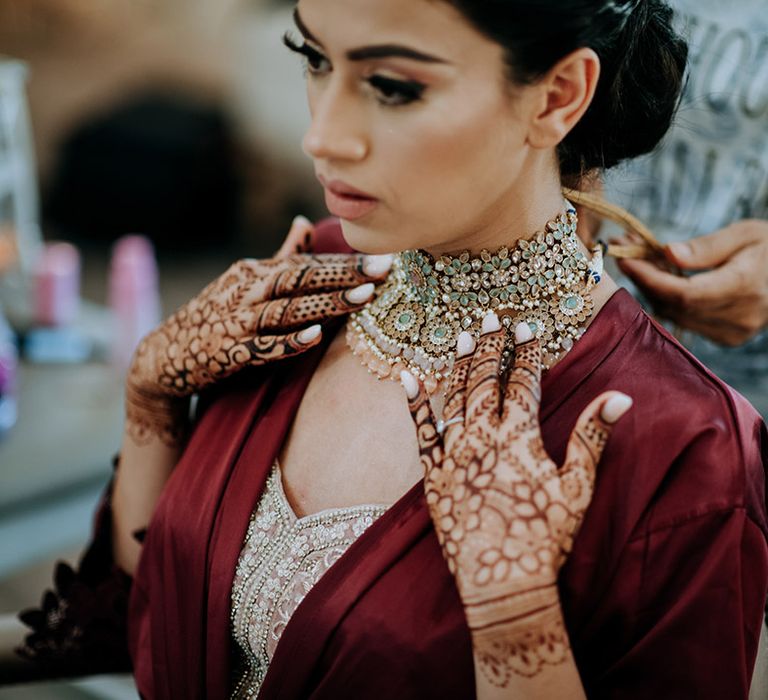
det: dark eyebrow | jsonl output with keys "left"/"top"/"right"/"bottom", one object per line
{"left": 293, "top": 9, "right": 322, "bottom": 45}
{"left": 346, "top": 45, "right": 448, "bottom": 64}
{"left": 292, "top": 8, "right": 449, "bottom": 65}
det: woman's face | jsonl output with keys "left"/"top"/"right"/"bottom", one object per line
{"left": 293, "top": 0, "right": 560, "bottom": 256}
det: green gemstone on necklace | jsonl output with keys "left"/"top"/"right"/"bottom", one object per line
{"left": 374, "top": 207, "right": 595, "bottom": 380}
{"left": 564, "top": 295, "right": 580, "bottom": 309}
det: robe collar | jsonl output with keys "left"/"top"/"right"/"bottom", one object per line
{"left": 197, "top": 289, "right": 639, "bottom": 698}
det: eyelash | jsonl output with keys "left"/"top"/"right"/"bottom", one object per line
{"left": 282, "top": 32, "right": 426, "bottom": 107}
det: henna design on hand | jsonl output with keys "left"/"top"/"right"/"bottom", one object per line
{"left": 405, "top": 327, "right": 627, "bottom": 686}
{"left": 127, "top": 254, "right": 385, "bottom": 447}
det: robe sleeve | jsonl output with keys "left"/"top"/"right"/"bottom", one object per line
{"left": 591, "top": 507, "right": 768, "bottom": 700}
{"left": 7, "top": 456, "right": 134, "bottom": 683}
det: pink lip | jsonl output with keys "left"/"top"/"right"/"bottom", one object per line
{"left": 318, "top": 175, "right": 379, "bottom": 221}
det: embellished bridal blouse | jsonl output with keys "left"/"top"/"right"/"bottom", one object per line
{"left": 229, "top": 463, "right": 387, "bottom": 697}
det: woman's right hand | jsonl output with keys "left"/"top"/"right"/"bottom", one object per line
{"left": 126, "top": 237, "right": 393, "bottom": 448}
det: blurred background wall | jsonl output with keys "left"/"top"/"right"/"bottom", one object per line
{"left": 0, "top": 2, "right": 321, "bottom": 697}
{"left": 0, "top": 0, "right": 320, "bottom": 255}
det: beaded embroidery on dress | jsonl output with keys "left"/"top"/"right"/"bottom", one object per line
{"left": 230, "top": 462, "right": 388, "bottom": 698}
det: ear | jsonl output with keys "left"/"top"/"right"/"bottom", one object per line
{"left": 527, "top": 48, "right": 600, "bottom": 150}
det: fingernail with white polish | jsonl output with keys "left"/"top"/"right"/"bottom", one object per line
{"left": 292, "top": 214, "right": 312, "bottom": 230}
{"left": 601, "top": 394, "right": 633, "bottom": 424}
{"left": 481, "top": 312, "right": 501, "bottom": 334}
{"left": 297, "top": 324, "right": 322, "bottom": 343}
{"left": 400, "top": 370, "right": 419, "bottom": 399}
{"left": 515, "top": 321, "right": 533, "bottom": 344}
{"left": 363, "top": 254, "right": 394, "bottom": 277}
{"left": 347, "top": 283, "right": 375, "bottom": 304}
{"left": 456, "top": 331, "right": 476, "bottom": 358}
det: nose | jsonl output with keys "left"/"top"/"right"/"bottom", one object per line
{"left": 302, "top": 83, "right": 369, "bottom": 162}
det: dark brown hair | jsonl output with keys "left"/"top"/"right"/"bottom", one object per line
{"left": 441, "top": 0, "right": 689, "bottom": 181}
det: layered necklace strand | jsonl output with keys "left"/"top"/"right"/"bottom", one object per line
{"left": 346, "top": 202, "right": 604, "bottom": 394}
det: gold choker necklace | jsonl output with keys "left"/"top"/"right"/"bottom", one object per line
{"left": 346, "top": 204, "right": 604, "bottom": 393}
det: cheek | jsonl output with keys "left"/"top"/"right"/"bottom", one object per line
{"left": 381, "top": 103, "right": 524, "bottom": 238}
{"left": 339, "top": 97, "right": 526, "bottom": 255}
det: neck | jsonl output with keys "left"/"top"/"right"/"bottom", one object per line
{"left": 346, "top": 199, "right": 605, "bottom": 393}
{"left": 423, "top": 176, "right": 566, "bottom": 258}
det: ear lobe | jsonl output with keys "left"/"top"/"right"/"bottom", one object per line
{"left": 527, "top": 48, "right": 601, "bottom": 150}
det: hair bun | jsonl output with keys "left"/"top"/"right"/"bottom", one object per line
{"left": 558, "top": 0, "right": 689, "bottom": 177}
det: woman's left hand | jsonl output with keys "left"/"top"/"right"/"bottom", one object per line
{"left": 401, "top": 315, "right": 632, "bottom": 688}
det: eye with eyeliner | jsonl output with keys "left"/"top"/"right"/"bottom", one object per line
{"left": 366, "top": 75, "right": 426, "bottom": 106}
{"left": 283, "top": 32, "right": 328, "bottom": 73}
{"left": 282, "top": 32, "right": 427, "bottom": 107}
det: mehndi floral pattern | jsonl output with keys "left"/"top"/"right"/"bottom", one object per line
{"left": 126, "top": 254, "right": 380, "bottom": 447}
{"left": 406, "top": 330, "right": 617, "bottom": 686}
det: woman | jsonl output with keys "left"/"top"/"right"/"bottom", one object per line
{"left": 7, "top": 0, "right": 768, "bottom": 698}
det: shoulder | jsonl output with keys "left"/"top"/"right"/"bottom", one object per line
{"left": 558, "top": 290, "right": 768, "bottom": 538}
{"left": 626, "top": 300, "right": 766, "bottom": 533}
{"left": 629, "top": 299, "right": 764, "bottom": 465}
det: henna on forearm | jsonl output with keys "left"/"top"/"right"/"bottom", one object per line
{"left": 470, "top": 590, "right": 570, "bottom": 685}
{"left": 403, "top": 316, "right": 631, "bottom": 691}
{"left": 124, "top": 384, "right": 190, "bottom": 448}
{"left": 125, "top": 253, "right": 391, "bottom": 446}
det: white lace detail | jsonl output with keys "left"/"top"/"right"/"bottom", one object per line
{"left": 229, "top": 462, "right": 389, "bottom": 698}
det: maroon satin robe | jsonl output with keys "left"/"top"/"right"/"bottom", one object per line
{"left": 127, "top": 219, "right": 768, "bottom": 699}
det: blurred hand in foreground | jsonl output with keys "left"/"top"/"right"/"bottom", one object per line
{"left": 618, "top": 219, "right": 768, "bottom": 346}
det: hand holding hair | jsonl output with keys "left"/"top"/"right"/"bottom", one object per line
{"left": 402, "top": 315, "right": 631, "bottom": 690}
{"left": 618, "top": 219, "right": 768, "bottom": 346}
{"left": 126, "top": 219, "right": 393, "bottom": 448}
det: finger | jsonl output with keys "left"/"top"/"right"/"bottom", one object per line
{"left": 255, "top": 284, "right": 376, "bottom": 331}
{"left": 441, "top": 331, "right": 475, "bottom": 436}
{"left": 664, "top": 223, "right": 760, "bottom": 270}
{"left": 401, "top": 370, "right": 444, "bottom": 476}
{"left": 618, "top": 258, "right": 689, "bottom": 305}
{"left": 501, "top": 322, "right": 542, "bottom": 427}
{"left": 560, "top": 391, "right": 632, "bottom": 514}
{"left": 619, "top": 259, "right": 721, "bottom": 309}
{"left": 675, "top": 255, "right": 753, "bottom": 308}
{"left": 465, "top": 313, "right": 505, "bottom": 424}
{"left": 270, "top": 253, "right": 394, "bottom": 297}
{"left": 618, "top": 257, "right": 738, "bottom": 310}
{"left": 242, "top": 324, "right": 324, "bottom": 365}
{"left": 276, "top": 215, "right": 315, "bottom": 258}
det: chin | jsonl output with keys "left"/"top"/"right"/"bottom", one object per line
{"left": 339, "top": 219, "right": 409, "bottom": 255}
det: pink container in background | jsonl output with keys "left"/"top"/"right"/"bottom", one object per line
{"left": 0, "top": 309, "right": 18, "bottom": 436}
{"left": 33, "top": 242, "right": 81, "bottom": 327}
{"left": 109, "top": 235, "right": 161, "bottom": 372}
